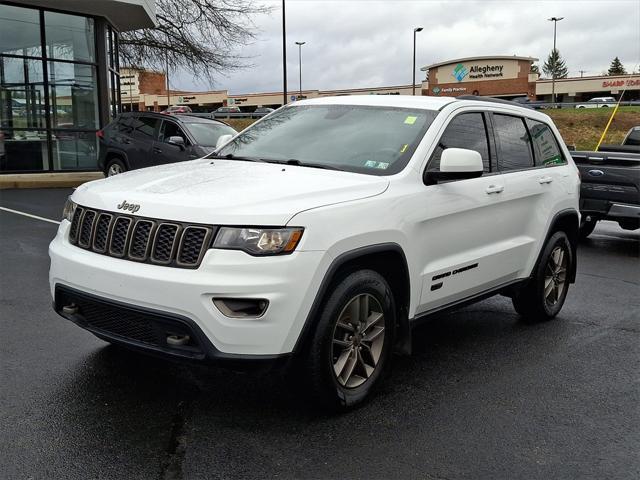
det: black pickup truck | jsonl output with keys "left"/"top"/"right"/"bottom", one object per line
{"left": 571, "top": 146, "right": 640, "bottom": 238}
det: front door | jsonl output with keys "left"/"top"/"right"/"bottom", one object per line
{"left": 414, "top": 111, "right": 519, "bottom": 314}
{"left": 153, "top": 120, "right": 196, "bottom": 166}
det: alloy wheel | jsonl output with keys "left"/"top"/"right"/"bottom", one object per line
{"left": 544, "top": 246, "right": 568, "bottom": 306}
{"left": 107, "top": 163, "right": 123, "bottom": 176}
{"left": 331, "top": 293, "right": 385, "bottom": 388}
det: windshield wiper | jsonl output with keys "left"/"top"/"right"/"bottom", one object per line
{"left": 268, "top": 159, "right": 344, "bottom": 171}
{"left": 207, "top": 153, "right": 266, "bottom": 163}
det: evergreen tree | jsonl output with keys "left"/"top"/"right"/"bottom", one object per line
{"left": 607, "top": 57, "right": 627, "bottom": 75}
{"left": 530, "top": 64, "right": 540, "bottom": 74}
{"left": 543, "top": 49, "right": 569, "bottom": 79}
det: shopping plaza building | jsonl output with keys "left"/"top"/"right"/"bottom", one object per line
{"left": 122, "top": 55, "right": 639, "bottom": 114}
{"left": 1, "top": 1, "right": 638, "bottom": 175}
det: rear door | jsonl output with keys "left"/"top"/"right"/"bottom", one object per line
{"left": 152, "top": 119, "right": 196, "bottom": 165}
{"left": 491, "top": 113, "right": 569, "bottom": 278}
{"left": 128, "top": 115, "right": 160, "bottom": 169}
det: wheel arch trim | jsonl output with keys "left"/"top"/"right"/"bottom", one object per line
{"left": 537, "top": 208, "right": 579, "bottom": 283}
{"left": 104, "top": 149, "right": 130, "bottom": 170}
{"left": 292, "top": 242, "right": 412, "bottom": 356}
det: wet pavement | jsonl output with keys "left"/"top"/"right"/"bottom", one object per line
{"left": 1, "top": 188, "right": 638, "bottom": 479}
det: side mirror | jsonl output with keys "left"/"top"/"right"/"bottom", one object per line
{"left": 425, "top": 148, "right": 483, "bottom": 184}
{"left": 215, "top": 134, "right": 233, "bottom": 150}
{"left": 167, "top": 136, "right": 185, "bottom": 150}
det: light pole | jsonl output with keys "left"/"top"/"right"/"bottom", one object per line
{"left": 413, "top": 27, "right": 423, "bottom": 95}
{"left": 282, "top": 0, "right": 287, "bottom": 106}
{"left": 295, "top": 41, "right": 305, "bottom": 99}
{"left": 547, "top": 16, "right": 564, "bottom": 105}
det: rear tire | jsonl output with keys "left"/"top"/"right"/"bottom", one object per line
{"left": 513, "top": 231, "right": 572, "bottom": 322}
{"left": 299, "top": 269, "right": 395, "bottom": 410}
{"left": 105, "top": 157, "right": 126, "bottom": 177}
{"left": 579, "top": 217, "right": 597, "bottom": 239}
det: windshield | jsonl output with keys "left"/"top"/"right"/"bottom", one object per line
{"left": 185, "top": 123, "right": 236, "bottom": 146}
{"left": 212, "top": 104, "right": 438, "bottom": 175}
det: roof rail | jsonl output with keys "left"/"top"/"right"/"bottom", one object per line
{"left": 457, "top": 95, "right": 522, "bottom": 107}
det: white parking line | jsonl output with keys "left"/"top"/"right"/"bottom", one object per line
{"left": 0, "top": 206, "right": 61, "bottom": 225}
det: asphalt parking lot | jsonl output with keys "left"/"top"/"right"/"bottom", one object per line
{"left": 1, "top": 187, "right": 639, "bottom": 480}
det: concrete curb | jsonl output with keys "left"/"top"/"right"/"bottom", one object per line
{"left": 0, "top": 173, "right": 105, "bottom": 189}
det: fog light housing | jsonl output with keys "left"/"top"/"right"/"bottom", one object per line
{"left": 213, "top": 298, "right": 269, "bottom": 318}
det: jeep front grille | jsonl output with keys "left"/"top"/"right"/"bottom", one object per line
{"left": 68, "top": 205, "right": 214, "bottom": 269}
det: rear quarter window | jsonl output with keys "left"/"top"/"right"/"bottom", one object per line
{"left": 525, "top": 119, "right": 566, "bottom": 167}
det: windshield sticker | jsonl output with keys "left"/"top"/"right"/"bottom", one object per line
{"left": 404, "top": 115, "right": 417, "bottom": 125}
{"left": 363, "top": 160, "right": 390, "bottom": 170}
{"left": 400, "top": 144, "right": 408, "bottom": 153}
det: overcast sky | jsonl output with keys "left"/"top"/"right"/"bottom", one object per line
{"left": 174, "top": 0, "right": 640, "bottom": 94}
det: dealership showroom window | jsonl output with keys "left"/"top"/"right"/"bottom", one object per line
{"left": 0, "top": 4, "right": 120, "bottom": 172}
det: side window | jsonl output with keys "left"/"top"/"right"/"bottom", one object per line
{"left": 429, "top": 112, "right": 491, "bottom": 172}
{"left": 131, "top": 116, "right": 158, "bottom": 140}
{"left": 493, "top": 114, "right": 533, "bottom": 171}
{"left": 525, "top": 119, "right": 566, "bottom": 167}
{"left": 160, "top": 121, "right": 188, "bottom": 144}
{"left": 116, "top": 115, "right": 134, "bottom": 133}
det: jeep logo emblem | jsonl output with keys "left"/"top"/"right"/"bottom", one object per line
{"left": 117, "top": 200, "right": 140, "bottom": 213}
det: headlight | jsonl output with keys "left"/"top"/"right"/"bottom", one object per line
{"left": 213, "top": 227, "right": 303, "bottom": 255}
{"left": 62, "top": 197, "right": 77, "bottom": 222}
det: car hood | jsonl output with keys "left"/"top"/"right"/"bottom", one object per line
{"left": 73, "top": 159, "right": 389, "bottom": 225}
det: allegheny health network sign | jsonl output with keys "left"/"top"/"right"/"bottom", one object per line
{"left": 435, "top": 58, "right": 521, "bottom": 84}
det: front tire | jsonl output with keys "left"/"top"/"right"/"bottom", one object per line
{"left": 513, "top": 231, "right": 573, "bottom": 322}
{"left": 301, "top": 269, "right": 395, "bottom": 410}
{"left": 105, "top": 157, "right": 126, "bottom": 177}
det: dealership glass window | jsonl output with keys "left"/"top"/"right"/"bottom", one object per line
{"left": 525, "top": 119, "right": 566, "bottom": 167}
{"left": 0, "top": 56, "right": 46, "bottom": 129}
{"left": 50, "top": 130, "right": 98, "bottom": 170}
{"left": 493, "top": 114, "right": 534, "bottom": 171}
{"left": 105, "top": 25, "right": 121, "bottom": 119}
{"left": 48, "top": 61, "right": 98, "bottom": 129}
{"left": 0, "top": 4, "right": 42, "bottom": 57}
{"left": 0, "top": 128, "right": 49, "bottom": 172}
{"left": 0, "top": 3, "right": 116, "bottom": 172}
{"left": 428, "top": 113, "right": 491, "bottom": 172}
{"left": 44, "top": 11, "right": 95, "bottom": 63}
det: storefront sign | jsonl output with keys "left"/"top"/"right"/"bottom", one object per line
{"left": 453, "top": 63, "right": 505, "bottom": 82}
{"left": 435, "top": 58, "right": 520, "bottom": 84}
{"left": 602, "top": 78, "right": 640, "bottom": 88}
{"left": 432, "top": 86, "right": 467, "bottom": 95}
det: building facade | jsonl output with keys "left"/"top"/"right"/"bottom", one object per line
{"left": 120, "top": 68, "right": 416, "bottom": 113}
{"left": 422, "top": 56, "right": 539, "bottom": 98}
{"left": 535, "top": 74, "right": 640, "bottom": 102}
{"left": 0, "top": 0, "right": 155, "bottom": 173}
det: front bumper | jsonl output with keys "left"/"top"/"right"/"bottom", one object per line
{"left": 54, "top": 285, "right": 289, "bottom": 368}
{"left": 49, "top": 221, "right": 328, "bottom": 357}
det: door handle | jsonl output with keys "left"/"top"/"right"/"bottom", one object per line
{"left": 485, "top": 184, "right": 504, "bottom": 194}
{"left": 538, "top": 176, "right": 553, "bottom": 184}
{"left": 152, "top": 147, "right": 162, "bottom": 154}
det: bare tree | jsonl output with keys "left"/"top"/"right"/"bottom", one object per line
{"left": 119, "top": 0, "right": 271, "bottom": 82}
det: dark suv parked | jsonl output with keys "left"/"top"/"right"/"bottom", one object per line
{"left": 98, "top": 112, "right": 237, "bottom": 176}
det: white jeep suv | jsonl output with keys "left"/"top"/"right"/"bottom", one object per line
{"left": 50, "top": 95, "right": 580, "bottom": 409}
